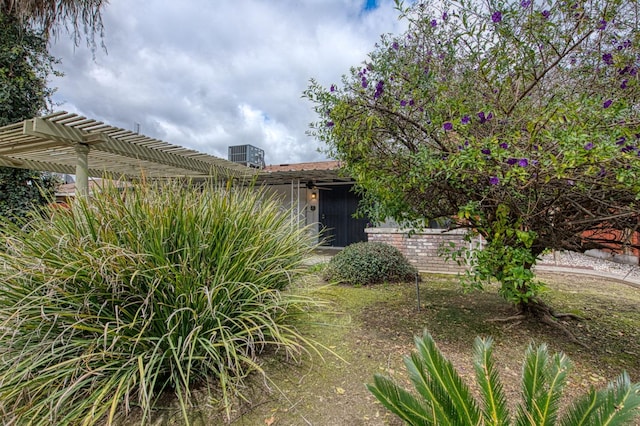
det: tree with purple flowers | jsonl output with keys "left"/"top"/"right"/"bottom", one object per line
{"left": 305, "top": 0, "right": 640, "bottom": 324}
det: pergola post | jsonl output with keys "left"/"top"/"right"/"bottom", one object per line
{"left": 75, "top": 143, "right": 90, "bottom": 197}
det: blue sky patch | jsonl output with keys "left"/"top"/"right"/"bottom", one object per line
{"left": 362, "top": 0, "right": 379, "bottom": 11}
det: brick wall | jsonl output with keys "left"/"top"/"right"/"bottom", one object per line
{"left": 365, "top": 228, "right": 477, "bottom": 273}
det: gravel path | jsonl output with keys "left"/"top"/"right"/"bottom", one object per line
{"left": 538, "top": 250, "right": 640, "bottom": 280}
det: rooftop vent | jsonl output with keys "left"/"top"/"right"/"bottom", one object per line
{"left": 228, "top": 144, "right": 265, "bottom": 169}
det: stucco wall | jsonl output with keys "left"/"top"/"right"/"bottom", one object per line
{"left": 366, "top": 228, "right": 477, "bottom": 273}
{"left": 261, "top": 183, "right": 320, "bottom": 240}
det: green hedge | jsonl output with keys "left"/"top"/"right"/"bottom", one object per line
{"left": 324, "top": 241, "right": 418, "bottom": 285}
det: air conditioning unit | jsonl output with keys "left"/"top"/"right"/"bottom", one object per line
{"left": 228, "top": 144, "right": 265, "bottom": 169}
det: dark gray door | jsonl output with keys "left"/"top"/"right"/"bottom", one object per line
{"left": 319, "top": 184, "right": 368, "bottom": 247}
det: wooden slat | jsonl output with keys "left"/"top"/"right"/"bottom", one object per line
{"left": 0, "top": 111, "right": 254, "bottom": 179}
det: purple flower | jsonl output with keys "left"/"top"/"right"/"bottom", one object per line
{"left": 598, "top": 167, "right": 607, "bottom": 178}
{"left": 632, "top": 68, "right": 638, "bottom": 76}
{"left": 491, "top": 11, "right": 502, "bottom": 23}
{"left": 621, "top": 79, "right": 628, "bottom": 89}
{"left": 330, "top": 84, "right": 336, "bottom": 92}
{"left": 361, "top": 77, "right": 368, "bottom": 88}
{"left": 598, "top": 20, "right": 607, "bottom": 30}
{"left": 584, "top": 142, "right": 594, "bottom": 150}
{"left": 326, "top": 121, "right": 334, "bottom": 127}
{"left": 431, "top": 19, "right": 437, "bottom": 27}
{"left": 481, "top": 148, "right": 491, "bottom": 155}
{"left": 567, "top": 179, "right": 575, "bottom": 186}
{"left": 477, "top": 111, "right": 492, "bottom": 123}
{"left": 499, "top": 142, "right": 509, "bottom": 149}
{"left": 541, "top": 10, "right": 550, "bottom": 19}
{"left": 374, "top": 80, "right": 384, "bottom": 99}
{"left": 603, "top": 99, "right": 613, "bottom": 109}
{"left": 518, "top": 158, "right": 529, "bottom": 167}
{"left": 602, "top": 53, "right": 613, "bottom": 65}
{"left": 442, "top": 12, "right": 448, "bottom": 20}
{"left": 409, "top": 99, "right": 415, "bottom": 106}
{"left": 400, "top": 100, "right": 407, "bottom": 107}
{"left": 489, "top": 176, "right": 500, "bottom": 185}
{"left": 520, "top": 0, "right": 531, "bottom": 7}
{"left": 392, "top": 41, "right": 399, "bottom": 50}
{"left": 443, "top": 122, "right": 453, "bottom": 131}
{"left": 507, "top": 158, "right": 518, "bottom": 165}
{"left": 533, "top": 145, "right": 539, "bottom": 151}
{"left": 616, "top": 137, "right": 626, "bottom": 145}
{"left": 461, "top": 115, "right": 470, "bottom": 124}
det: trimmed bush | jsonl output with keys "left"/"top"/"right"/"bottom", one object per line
{"left": 0, "top": 179, "right": 317, "bottom": 425}
{"left": 323, "top": 241, "right": 418, "bottom": 285}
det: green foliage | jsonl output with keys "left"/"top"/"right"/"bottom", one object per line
{"left": 0, "top": 167, "right": 60, "bottom": 221}
{"left": 0, "top": 9, "right": 62, "bottom": 220}
{"left": 367, "top": 331, "right": 640, "bottom": 425}
{"left": 0, "top": 179, "right": 318, "bottom": 425}
{"left": 443, "top": 203, "right": 544, "bottom": 305}
{"left": 0, "top": 10, "right": 59, "bottom": 126}
{"left": 324, "top": 241, "right": 418, "bottom": 286}
{"left": 305, "top": 0, "right": 640, "bottom": 308}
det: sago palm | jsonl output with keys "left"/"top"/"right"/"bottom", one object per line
{"left": 367, "top": 331, "right": 640, "bottom": 425}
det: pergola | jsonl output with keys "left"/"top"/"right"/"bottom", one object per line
{"left": 0, "top": 111, "right": 256, "bottom": 195}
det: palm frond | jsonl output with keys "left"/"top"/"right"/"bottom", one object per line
{"left": 366, "top": 374, "right": 434, "bottom": 425}
{"left": 473, "top": 336, "right": 510, "bottom": 425}
{"left": 516, "top": 342, "right": 550, "bottom": 426}
{"left": 404, "top": 351, "right": 454, "bottom": 425}
{"left": 410, "top": 331, "right": 481, "bottom": 425}
{"left": 558, "top": 386, "right": 603, "bottom": 426}
{"left": 537, "top": 351, "right": 572, "bottom": 426}
{"left": 560, "top": 371, "right": 640, "bottom": 426}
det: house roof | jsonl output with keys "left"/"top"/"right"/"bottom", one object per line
{"left": 0, "top": 111, "right": 255, "bottom": 180}
{"left": 257, "top": 160, "right": 353, "bottom": 186}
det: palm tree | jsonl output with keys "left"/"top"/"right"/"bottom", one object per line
{"left": 367, "top": 331, "right": 640, "bottom": 425}
{"left": 0, "top": 0, "right": 106, "bottom": 46}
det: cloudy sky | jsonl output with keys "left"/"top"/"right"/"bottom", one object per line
{"left": 49, "top": 0, "right": 406, "bottom": 165}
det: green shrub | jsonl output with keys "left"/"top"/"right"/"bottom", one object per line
{"left": 368, "top": 331, "right": 640, "bottom": 425}
{"left": 324, "top": 241, "right": 418, "bottom": 285}
{"left": 0, "top": 179, "right": 318, "bottom": 425}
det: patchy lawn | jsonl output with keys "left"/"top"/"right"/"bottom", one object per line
{"left": 144, "top": 270, "right": 640, "bottom": 425}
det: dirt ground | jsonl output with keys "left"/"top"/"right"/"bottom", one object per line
{"left": 148, "top": 271, "right": 640, "bottom": 425}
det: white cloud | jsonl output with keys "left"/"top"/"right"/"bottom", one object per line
{"left": 49, "top": 0, "right": 406, "bottom": 164}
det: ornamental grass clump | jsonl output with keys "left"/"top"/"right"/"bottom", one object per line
{"left": 324, "top": 241, "right": 418, "bottom": 286}
{"left": 0, "top": 179, "right": 317, "bottom": 425}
